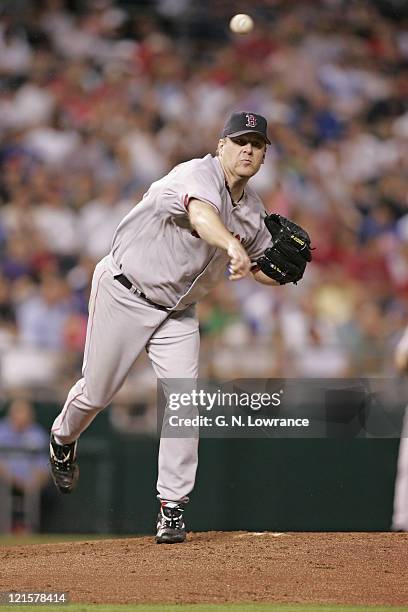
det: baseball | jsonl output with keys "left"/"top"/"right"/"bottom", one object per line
{"left": 229, "top": 13, "right": 254, "bottom": 35}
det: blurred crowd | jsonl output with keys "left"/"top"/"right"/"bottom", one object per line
{"left": 0, "top": 0, "right": 407, "bottom": 399}
{"left": 0, "top": 397, "right": 48, "bottom": 533}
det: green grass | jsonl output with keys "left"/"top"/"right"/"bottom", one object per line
{"left": 0, "top": 604, "right": 407, "bottom": 611}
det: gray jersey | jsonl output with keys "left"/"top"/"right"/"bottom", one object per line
{"left": 110, "top": 154, "right": 271, "bottom": 310}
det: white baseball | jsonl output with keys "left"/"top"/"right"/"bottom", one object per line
{"left": 229, "top": 13, "right": 254, "bottom": 35}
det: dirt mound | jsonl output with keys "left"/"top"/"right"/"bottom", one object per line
{"left": 1, "top": 531, "right": 407, "bottom": 605}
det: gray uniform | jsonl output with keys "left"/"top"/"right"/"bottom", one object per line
{"left": 392, "top": 327, "right": 408, "bottom": 531}
{"left": 393, "top": 408, "right": 408, "bottom": 531}
{"left": 52, "top": 154, "right": 271, "bottom": 503}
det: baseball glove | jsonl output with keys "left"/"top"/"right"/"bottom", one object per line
{"left": 256, "top": 213, "right": 312, "bottom": 285}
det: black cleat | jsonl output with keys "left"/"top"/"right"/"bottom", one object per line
{"left": 156, "top": 503, "right": 186, "bottom": 544}
{"left": 49, "top": 434, "right": 79, "bottom": 494}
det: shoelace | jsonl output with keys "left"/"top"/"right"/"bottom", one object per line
{"left": 161, "top": 507, "right": 184, "bottom": 529}
{"left": 50, "top": 440, "right": 76, "bottom": 468}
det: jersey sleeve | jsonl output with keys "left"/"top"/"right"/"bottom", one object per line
{"left": 171, "top": 160, "right": 223, "bottom": 216}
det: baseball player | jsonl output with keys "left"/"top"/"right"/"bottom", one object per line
{"left": 392, "top": 327, "right": 408, "bottom": 531}
{"left": 49, "top": 111, "right": 311, "bottom": 543}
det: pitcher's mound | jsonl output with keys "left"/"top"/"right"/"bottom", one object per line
{"left": 1, "top": 531, "right": 407, "bottom": 605}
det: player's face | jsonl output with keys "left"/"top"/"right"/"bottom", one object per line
{"left": 221, "top": 134, "right": 266, "bottom": 178}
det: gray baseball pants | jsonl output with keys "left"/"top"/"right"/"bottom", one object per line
{"left": 392, "top": 406, "right": 408, "bottom": 531}
{"left": 52, "top": 255, "right": 200, "bottom": 503}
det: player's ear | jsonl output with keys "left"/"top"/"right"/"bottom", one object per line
{"left": 262, "top": 147, "right": 266, "bottom": 163}
{"left": 217, "top": 138, "right": 225, "bottom": 156}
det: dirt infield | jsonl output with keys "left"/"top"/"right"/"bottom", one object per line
{"left": 1, "top": 532, "right": 407, "bottom": 606}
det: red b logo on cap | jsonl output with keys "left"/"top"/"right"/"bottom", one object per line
{"left": 245, "top": 114, "right": 257, "bottom": 128}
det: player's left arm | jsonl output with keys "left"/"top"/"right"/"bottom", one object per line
{"left": 252, "top": 213, "right": 312, "bottom": 286}
{"left": 252, "top": 269, "right": 279, "bottom": 285}
{"left": 244, "top": 210, "right": 279, "bottom": 285}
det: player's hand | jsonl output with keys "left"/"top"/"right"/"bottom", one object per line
{"left": 227, "top": 240, "right": 251, "bottom": 280}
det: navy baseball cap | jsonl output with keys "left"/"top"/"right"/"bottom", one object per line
{"left": 221, "top": 111, "right": 271, "bottom": 144}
